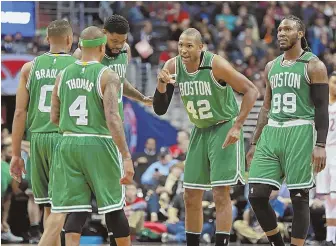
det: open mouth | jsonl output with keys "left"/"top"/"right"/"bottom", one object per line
{"left": 181, "top": 56, "right": 190, "bottom": 62}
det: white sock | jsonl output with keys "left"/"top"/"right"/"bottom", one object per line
{"left": 326, "top": 226, "right": 336, "bottom": 243}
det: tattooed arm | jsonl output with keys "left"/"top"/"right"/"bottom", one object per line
{"left": 246, "top": 61, "right": 273, "bottom": 165}
{"left": 123, "top": 78, "right": 153, "bottom": 106}
{"left": 102, "top": 69, "right": 131, "bottom": 159}
{"left": 102, "top": 68, "right": 134, "bottom": 184}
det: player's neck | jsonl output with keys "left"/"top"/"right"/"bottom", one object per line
{"left": 81, "top": 54, "right": 101, "bottom": 63}
{"left": 283, "top": 43, "right": 304, "bottom": 61}
{"left": 184, "top": 58, "right": 201, "bottom": 73}
{"left": 49, "top": 46, "right": 68, "bottom": 54}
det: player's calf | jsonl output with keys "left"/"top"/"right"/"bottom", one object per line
{"left": 63, "top": 212, "right": 89, "bottom": 246}
{"left": 248, "top": 184, "right": 285, "bottom": 246}
{"left": 213, "top": 186, "right": 232, "bottom": 246}
{"left": 105, "top": 209, "right": 131, "bottom": 246}
{"left": 289, "top": 189, "right": 310, "bottom": 246}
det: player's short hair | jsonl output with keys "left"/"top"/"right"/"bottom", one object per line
{"left": 181, "top": 28, "right": 203, "bottom": 44}
{"left": 47, "top": 20, "right": 72, "bottom": 37}
{"left": 103, "top": 15, "right": 129, "bottom": 34}
{"left": 282, "top": 15, "right": 310, "bottom": 51}
{"left": 80, "top": 26, "right": 105, "bottom": 40}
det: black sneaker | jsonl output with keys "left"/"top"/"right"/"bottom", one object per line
{"left": 320, "top": 241, "right": 335, "bottom": 246}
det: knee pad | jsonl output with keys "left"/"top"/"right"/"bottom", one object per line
{"left": 248, "top": 183, "right": 274, "bottom": 198}
{"left": 63, "top": 212, "right": 89, "bottom": 234}
{"left": 105, "top": 209, "right": 130, "bottom": 238}
{"left": 248, "top": 184, "right": 278, "bottom": 232}
{"left": 290, "top": 189, "right": 310, "bottom": 239}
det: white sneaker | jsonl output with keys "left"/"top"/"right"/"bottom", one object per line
{"left": 1, "top": 230, "right": 24, "bottom": 242}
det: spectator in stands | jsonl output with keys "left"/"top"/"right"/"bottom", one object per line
{"left": 158, "top": 40, "right": 178, "bottom": 66}
{"left": 215, "top": 3, "right": 237, "bottom": 31}
{"left": 12, "top": 32, "right": 27, "bottom": 54}
{"left": 162, "top": 190, "right": 215, "bottom": 244}
{"left": 124, "top": 182, "right": 147, "bottom": 236}
{"left": 1, "top": 35, "right": 14, "bottom": 53}
{"left": 1, "top": 144, "right": 24, "bottom": 243}
{"left": 169, "top": 130, "right": 190, "bottom": 161}
{"left": 141, "top": 147, "right": 179, "bottom": 188}
{"left": 133, "top": 137, "right": 158, "bottom": 188}
{"left": 166, "top": 3, "right": 190, "bottom": 24}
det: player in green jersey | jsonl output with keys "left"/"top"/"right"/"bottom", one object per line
{"left": 73, "top": 15, "right": 152, "bottom": 110}
{"left": 246, "top": 16, "right": 329, "bottom": 246}
{"left": 38, "top": 26, "right": 134, "bottom": 246}
{"left": 9, "top": 20, "right": 75, "bottom": 245}
{"left": 66, "top": 15, "right": 151, "bottom": 246}
{"left": 153, "top": 28, "right": 259, "bottom": 246}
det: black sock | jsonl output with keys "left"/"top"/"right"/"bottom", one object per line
{"left": 215, "top": 232, "right": 230, "bottom": 245}
{"left": 29, "top": 224, "right": 40, "bottom": 237}
{"left": 186, "top": 232, "right": 200, "bottom": 246}
{"left": 268, "top": 232, "right": 285, "bottom": 246}
{"left": 109, "top": 235, "right": 117, "bottom": 246}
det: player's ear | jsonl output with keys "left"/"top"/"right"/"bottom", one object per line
{"left": 199, "top": 43, "right": 203, "bottom": 52}
{"left": 298, "top": 31, "right": 304, "bottom": 39}
{"left": 46, "top": 36, "right": 50, "bottom": 45}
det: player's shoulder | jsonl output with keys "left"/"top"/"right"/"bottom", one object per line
{"left": 21, "top": 60, "right": 34, "bottom": 75}
{"left": 164, "top": 57, "right": 178, "bottom": 73}
{"left": 307, "top": 56, "right": 327, "bottom": 74}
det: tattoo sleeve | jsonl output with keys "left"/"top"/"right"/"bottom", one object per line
{"left": 103, "top": 72, "right": 131, "bottom": 159}
{"left": 250, "top": 61, "right": 273, "bottom": 145}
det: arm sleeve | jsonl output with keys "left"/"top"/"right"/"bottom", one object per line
{"left": 153, "top": 83, "right": 175, "bottom": 115}
{"left": 310, "top": 83, "right": 329, "bottom": 144}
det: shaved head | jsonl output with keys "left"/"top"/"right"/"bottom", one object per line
{"left": 180, "top": 28, "right": 203, "bottom": 44}
{"left": 80, "top": 26, "right": 105, "bottom": 41}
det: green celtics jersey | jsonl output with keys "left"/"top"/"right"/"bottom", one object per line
{"left": 27, "top": 52, "right": 76, "bottom": 133}
{"left": 268, "top": 52, "right": 316, "bottom": 122}
{"left": 58, "top": 60, "right": 110, "bottom": 135}
{"left": 176, "top": 51, "right": 239, "bottom": 128}
{"left": 101, "top": 45, "right": 128, "bottom": 119}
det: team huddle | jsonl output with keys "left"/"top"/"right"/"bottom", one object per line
{"left": 9, "top": 13, "right": 334, "bottom": 246}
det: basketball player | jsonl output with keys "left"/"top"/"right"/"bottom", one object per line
{"left": 67, "top": 15, "right": 151, "bottom": 246}
{"left": 316, "top": 71, "right": 336, "bottom": 246}
{"left": 153, "top": 28, "right": 259, "bottom": 246}
{"left": 9, "top": 20, "right": 75, "bottom": 245}
{"left": 38, "top": 26, "right": 133, "bottom": 246}
{"left": 246, "top": 15, "right": 329, "bottom": 246}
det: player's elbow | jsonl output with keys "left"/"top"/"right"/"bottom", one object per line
{"left": 247, "top": 84, "right": 260, "bottom": 100}
{"left": 14, "top": 108, "right": 27, "bottom": 119}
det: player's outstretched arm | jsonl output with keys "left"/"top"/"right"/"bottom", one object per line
{"left": 123, "top": 78, "right": 153, "bottom": 106}
{"left": 50, "top": 72, "right": 62, "bottom": 125}
{"left": 102, "top": 69, "right": 134, "bottom": 184}
{"left": 153, "top": 58, "right": 176, "bottom": 115}
{"left": 309, "top": 58, "right": 329, "bottom": 173}
{"left": 213, "top": 55, "right": 259, "bottom": 128}
{"left": 246, "top": 61, "right": 273, "bottom": 165}
{"left": 10, "top": 61, "right": 32, "bottom": 181}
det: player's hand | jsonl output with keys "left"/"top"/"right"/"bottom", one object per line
{"left": 157, "top": 69, "right": 175, "bottom": 84}
{"left": 120, "top": 158, "right": 135, "bottom": 185}
{"left": 9, "top": 156, "right": 26, "bottom": 183}
{"left": 312, "top": 146, "right": 326, "bottom": 173}
{"left": 223, "top": 124, "right": 241, "bottom": 148}
{"left": 246, "top": 145, "right": 256, "bottom": 168}
{"left": 142, "top": 96, "right": 153, "bottom": 106}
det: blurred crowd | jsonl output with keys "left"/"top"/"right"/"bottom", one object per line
{"left": 1, "top": 1, "right": 336, "bottom": 244}
{"left": 2, "top": 2, "right": 336, "bottom": 100}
